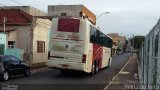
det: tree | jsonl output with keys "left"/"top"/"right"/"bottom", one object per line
{"left": 130, "top": 36, "right": 145, "bottom": 49}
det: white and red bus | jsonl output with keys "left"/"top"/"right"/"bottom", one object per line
{"left": 47, "top": 17, "right": 112, "bottom": 75}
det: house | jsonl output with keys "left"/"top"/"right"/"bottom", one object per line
{"left": 108, "top": 33, "right": 127, "bottom": 54}
{"left": 0, "top": 9, "right": 51, "bottom": 67}
{"left": 48, "top": 4, "right": 96, "bottom": 25}
{"left": 2, "top": 6, "right": 47, "bottom": 16}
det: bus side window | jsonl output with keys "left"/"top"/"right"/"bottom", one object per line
{"left": 95, "top": 29, "right": 100, "bottom": 44}
{"left": 104, "top": 37, "right": 108, "bottom": 47}
{"left": 90, "top": 25, "right": 96, "bottom": 43}
{"left": 107, "top": 38, "right": 112, "bottom": 48}
{"left": 99, "top": 32, "right": 105, "bottom": 46}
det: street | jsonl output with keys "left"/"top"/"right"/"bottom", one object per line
{"left": 0, "top": 53, "right": 131, "bottom": 90}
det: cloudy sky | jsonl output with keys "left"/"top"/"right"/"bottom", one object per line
{"left": 1, "top": 0, "right": 160, "bottom": 37}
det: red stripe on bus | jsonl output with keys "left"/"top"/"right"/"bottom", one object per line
{"left": 93, "top": 44, "right": 103, "bottom": 68}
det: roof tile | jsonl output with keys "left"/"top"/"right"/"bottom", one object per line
{"left": 0, "top": 9, "right": 32, "bottom": 25}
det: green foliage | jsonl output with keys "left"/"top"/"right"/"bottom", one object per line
{"left": 130, "top": 35, "right": 145, "bottom": 49}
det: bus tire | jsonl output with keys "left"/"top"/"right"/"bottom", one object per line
{"left": 95, "top": 61, "right": 99, "bottom": 74}
{"left": 89, "top": 62, "right": 96, "bottom": 75}
{"left": 107, "top": 59, "right": 111, "bottom": 68}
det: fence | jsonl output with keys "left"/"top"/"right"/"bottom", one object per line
{"left": 138, "top": 19, "right": 160, "bottom": 88}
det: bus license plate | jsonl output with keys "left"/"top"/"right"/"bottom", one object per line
{"left": 62, "top": 64, "right": 69, "bottom": 68}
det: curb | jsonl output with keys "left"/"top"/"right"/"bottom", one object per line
{"left": 30, "top": 67, "right": 50, "bottom": 74}
{"left": 103, "top": 54, "right": 133, "bottom": 90}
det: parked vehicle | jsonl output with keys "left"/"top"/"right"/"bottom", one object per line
{"left": 116, "top": 41, "right": 123, "bottom": 55}
{"left": 47, "top": 17, "right": 112, "bottom": 75}
{"left": 0, "top": 55, "right": 30, "bottom": 81}
{"left": 116, "top": 48, "right": 123, "bottom": 55}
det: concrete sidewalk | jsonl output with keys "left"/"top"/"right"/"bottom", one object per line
{"left": 104, "top": 54, "right": 139, "bottom": 90}
{"left": 30, "top": 66, "right": 50, "bottom": 74}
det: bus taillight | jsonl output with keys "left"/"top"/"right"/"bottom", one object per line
{"left": 82, "top": 54, "right": 86, "bottom": 63}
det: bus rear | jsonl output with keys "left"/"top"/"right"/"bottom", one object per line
{"left": 47, "top": 18, "right": 89, "bottom": 72}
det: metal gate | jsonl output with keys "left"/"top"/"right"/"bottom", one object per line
{"left": 138, "top": 19, "right": 160, "bottom": 89}
{"left": 0, "top": 44, "right": 5, "bottom": 54}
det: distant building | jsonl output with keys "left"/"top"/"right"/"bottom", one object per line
{"left": 0, "top": 9, "right": 51, "bottom": 67}
{"left": 108, "top": 33, "right": 127, "bottom": 54}
{"left": 48, "top": 4, "right": 96, "bottom": 25}
{"left": 1, "top": 6, "right": 47, "bottom": 16}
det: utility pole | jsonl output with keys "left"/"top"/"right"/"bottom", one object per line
{"left": 3, "top": 17, "right": 7, "bottom": 33}
{"left": 132, "top": 34, "right": 134, "bottom": 58}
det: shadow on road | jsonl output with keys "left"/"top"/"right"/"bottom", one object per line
{"left": 53, "top": 70, "right": 90, "bottom": 79}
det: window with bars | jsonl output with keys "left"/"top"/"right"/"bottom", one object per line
{"left": 8, "top": 41, "right": 15, "bottom": 48}
{"left": 61, "top": 13, "right": 67, "bottom": 16}
{"left": 37, "top": 41, "right": 45, "bottom": 53}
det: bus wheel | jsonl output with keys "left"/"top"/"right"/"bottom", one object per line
{"left": 90, "top": 62, "right": 96, "bottom": 75}
{"left": 107, "top": 59, "right": 111, "bottom": 68}
{"left": 95, "top": 61, "right": 99, "bottom": 74}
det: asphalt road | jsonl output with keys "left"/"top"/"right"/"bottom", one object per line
{"left": 0, "top": 53, "right": 131, "bottom": 90}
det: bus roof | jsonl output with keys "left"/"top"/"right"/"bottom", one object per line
{"left": 106, "top": 34, "right": 113, "bottom": 40}
{"left": 53, "top": 17, "right": 112, "bottom": 40}
{"left": 89, "top": 23, "right": 112, "bottom": 40}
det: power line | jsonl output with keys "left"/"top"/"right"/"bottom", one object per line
{"left": 0, "top": 3, "right": 5, "bottom": 6}
{"left": 0, "top": 3, "right": 6, "bottom": 9}
{"left": 10, "top": 0, "right": 24, "bottom": 6}
{"left": 0, "top": 0, "right": 24, "bottom": 6}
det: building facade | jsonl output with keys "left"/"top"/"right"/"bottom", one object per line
{"left": 0, "top": 9, "right": 51, "bottom": 67}
{"left": 48, "top": 5, "right": 96, "bottom": 25}
{"left": 2, "top": 6, "right": 47, "bottom": 16}
{"left": 108, "top": 33, "right": 127, "bottom": 54}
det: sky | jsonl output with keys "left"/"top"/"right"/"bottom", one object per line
{"left": 1, "top": 0, "right": 160, "bottom": 37}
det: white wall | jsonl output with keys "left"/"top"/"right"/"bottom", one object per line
{"left": 0, "top": 26, "right": 31, "bottom": 53}
{"left": 32, "top": 18, "right": 51, "bottom": 64}
{"left": 48, "top": 5, "right": 82, "bottom": 17}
